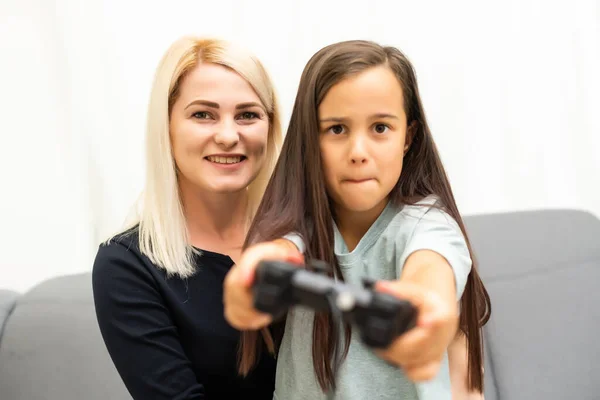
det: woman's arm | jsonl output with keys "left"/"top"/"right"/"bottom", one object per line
{"left": 92, "top": 243, "right": 205, "bottom": 400}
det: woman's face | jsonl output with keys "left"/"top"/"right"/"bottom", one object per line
{"left": 169, "top": 63, "right": 270, "bottom": 195}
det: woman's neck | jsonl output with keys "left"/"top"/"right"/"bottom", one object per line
{"left": 335, "top": 198, "right": 388, "bottom": 252}
{"left": 179, "top": 179, "right": 249, "bottom": 256}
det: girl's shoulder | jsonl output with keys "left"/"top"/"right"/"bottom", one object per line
{"left": 388, "top": 195, "right": 452, "bottom": 226}
{"left": 384, "top": 195, "right": 467, "bottom": 256}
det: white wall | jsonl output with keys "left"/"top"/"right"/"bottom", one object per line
{"left": 1, "top": 0, "right": 598, "bottom": 292}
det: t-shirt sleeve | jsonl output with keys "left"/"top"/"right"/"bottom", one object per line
{"left": 92, "top": 242, "right": 205, "bottom": 400}
{"left": 398, "top": 205, "right": 472, "bottom": 300}
{"left": 282, "top": 232, "right": 306, "bottom": 254}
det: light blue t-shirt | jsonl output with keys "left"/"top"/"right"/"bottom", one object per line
{"left": 276, "top": 196, "right": 472, "bottom": 400}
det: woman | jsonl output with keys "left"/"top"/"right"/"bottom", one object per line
{"left": 92, "top": 36, "right": 297, "bottom": 399}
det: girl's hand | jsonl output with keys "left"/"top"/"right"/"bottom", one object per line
{"left": 223, "top": 239, "right": 303, "bottom": 330}
{"left": 374, "top": 279, "right": 459, "bottom": 382}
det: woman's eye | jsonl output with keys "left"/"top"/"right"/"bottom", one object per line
{"left": 192, "top": 111, "right": 211, "bottom": 119}
{"left": 374, "top": 124, "right": 389, "bottom": 134}
{"left": 239, "top": 111, "right": 259, "bottom": 120}
{"left": 329, "top": 125, "right": 344, "bottom": 135}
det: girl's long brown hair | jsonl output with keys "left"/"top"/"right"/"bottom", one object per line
{"left": 238, "top": 40, "right": 491, "bottom": 393}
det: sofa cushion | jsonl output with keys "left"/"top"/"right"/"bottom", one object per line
{"left": 0, "top": 289, "right": 18, "bottom": 340}
{"left": 0, "top": 273, "right": 130, "bottom": 400}
{"left": 465, "top": 209, "right": 600, "bottom": 400}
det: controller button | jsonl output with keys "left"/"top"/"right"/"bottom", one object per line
{"left": 336, "top": 292, "right": 356, "bottom": 311}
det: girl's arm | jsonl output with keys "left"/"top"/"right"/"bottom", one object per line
{"left": 273, "top": 236, "right": 304, "bottom": 253}
{"left": 375, "top": 250, "right": 459, "bottom": 381}
{"left": 394, "top": 249, "right": 484, "bottom": 398}
{"left": 400, "top": 249, "right": 457, "bottom": 313}
{"left": 448, "top": 333, "right": 485, "bottom": 400}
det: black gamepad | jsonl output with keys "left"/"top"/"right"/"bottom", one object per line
{"left": 252, "top": 259, "right": 417, "bottom": 348}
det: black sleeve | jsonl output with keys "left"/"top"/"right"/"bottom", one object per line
{"left": 92, "top": 242, "right": 205, "bottom": 400}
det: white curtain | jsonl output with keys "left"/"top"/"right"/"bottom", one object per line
{"left": 1, "top": 0, "right": 598, "bottom": 292}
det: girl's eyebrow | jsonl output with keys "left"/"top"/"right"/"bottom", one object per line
{"left": 320, "top": 113, "right": 399, "bottom": 123}
{"left": 371, "top": 113, "right": 399, "bottom": 120}
{"left": 320, "top": 116, "right": 348, "bottom": 123}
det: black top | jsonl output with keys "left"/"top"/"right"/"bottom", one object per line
{"left": 92, "top": 229, "right": 276, "bottom": 399}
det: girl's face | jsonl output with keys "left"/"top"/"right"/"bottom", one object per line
{"left": 318, "top": 65, "right": 410, "bottom": 220}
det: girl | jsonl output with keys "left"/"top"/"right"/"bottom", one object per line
{"left": 92, "top": 36, "right": 299, "bottom": 399}
{"left": 224, "top": 40, "right": 491, "bottom": 399}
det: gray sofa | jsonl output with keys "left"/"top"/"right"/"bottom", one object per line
{"left": 0, "top": 209, "right": 598, "bottom": 400}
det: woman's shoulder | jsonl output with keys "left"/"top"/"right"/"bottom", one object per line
{"left": 90, "top": 225, "right": 172, "bottom": 308}
{"left": 103, "top": 225, "right": 140, "bottom": 248}
{"left": 92, "top": 226, "right": 148, "bottom": 279}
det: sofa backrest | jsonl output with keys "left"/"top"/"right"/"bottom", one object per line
{"left": 465, "top": 209, "right": 600, "bottom": 400}
{"left": 0, "top": 273, "right": 130, "bottom": 400}
{"left": 0, "top": 209, "right": 598, "bottom": 399}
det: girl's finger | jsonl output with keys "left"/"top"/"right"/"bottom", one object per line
{"left": 241, "top": 244, "right": 297, "bottom": 286}
{"left": 403, "top": 359, "right": 443, "bottom": 382}
{"left": 240, "top": 253, "right": 262, "bottom": 286}
{"left": 249, "top": 314, "right": 273, "bottom": 329}
{"left": 285, "top": 252, "right": 304, "bottom": 264}
{"left": 375, "top": 326, "right": 429, "bottom": 365}
{"left": 225, "top": 301, "right": 272, "bottom": 330}
{"left": 375, "top": 280, "right": 430, "bottom": 326}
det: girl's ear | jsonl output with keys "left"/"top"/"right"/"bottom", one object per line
{"left": 404, "top": 120, "right": 418, "bottom": 155}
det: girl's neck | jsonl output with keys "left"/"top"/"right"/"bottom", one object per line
{"left": 179, "top": 178, "right": 249, "bottom": 259}
{"left": 335, "top": 198, "right": 389, "bottom": 252}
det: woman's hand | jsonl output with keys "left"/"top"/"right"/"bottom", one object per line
{"left": 223, "top": 239, "right": 303, "bottom": 330}
{"left": 374, "top": 250, "right": 459, "bottom": 382}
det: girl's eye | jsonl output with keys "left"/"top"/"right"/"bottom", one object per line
{"left": 192, "top": 111, "right": 212, "bottom": 119}
{"left": 239, "top": 111, "right": 259, "bottom": 120}
{"left": 329, "top": 125, "right": 344, "bottom": 135}
{"left": 374, "top": 123, "right": 389, "bottom": 134}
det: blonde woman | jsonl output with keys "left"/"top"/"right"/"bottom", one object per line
{"left": 92, "top": 36, "right": 300, "bottom": 399}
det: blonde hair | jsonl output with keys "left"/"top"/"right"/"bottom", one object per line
{"left": 111, "top": 36, "right": 282, "bottom": 277}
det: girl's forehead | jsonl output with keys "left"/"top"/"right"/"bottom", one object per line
{"left": 318, "top": 67, "right": 405, "bottom": 117}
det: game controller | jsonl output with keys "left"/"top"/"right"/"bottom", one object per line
{"left": 252, "top": 259, "right": 417, "bottom": 348}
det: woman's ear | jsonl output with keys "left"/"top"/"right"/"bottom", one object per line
{"left": 404, "top": 121, "right": 418, "bottom": 155}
